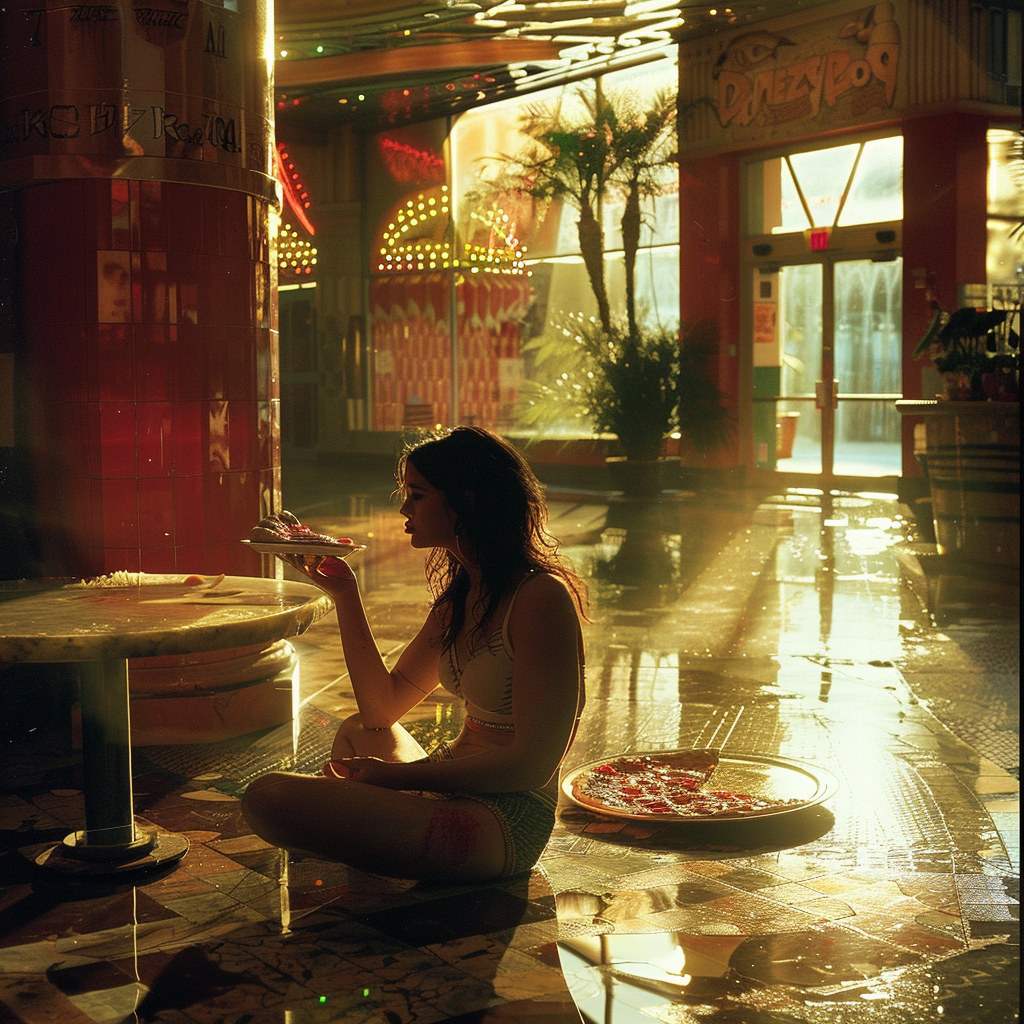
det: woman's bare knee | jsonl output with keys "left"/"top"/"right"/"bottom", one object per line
{"left": 330, "top": 713, "right": 366, "bottom": 758}
{"left": 241, "top": 772, "right": 296, "bottom": 845}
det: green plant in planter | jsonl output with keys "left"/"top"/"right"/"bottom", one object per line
{"left": 519, "top": 313, "right": 732, "bottom": 462}
{"left": 914, "top": 303, "right": 1018, "bottom": 400}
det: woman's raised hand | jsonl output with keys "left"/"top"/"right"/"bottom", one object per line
{"left": 285, "top": 553, "right": 357, "bottom": 589}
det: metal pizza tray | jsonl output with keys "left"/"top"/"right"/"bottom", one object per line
{"left": 561, "top": 749, "right": 839, "bottom": 822}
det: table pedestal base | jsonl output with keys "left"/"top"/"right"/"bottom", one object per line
{"left": 31, "top": 823, "right": 190, "bottom": 878}
{"left": 32, "top": 657, "right": 192, "bottom": 878}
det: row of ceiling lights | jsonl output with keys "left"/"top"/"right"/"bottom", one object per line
{"left": 275, "top": 3, "right": 735, "bottom": 61}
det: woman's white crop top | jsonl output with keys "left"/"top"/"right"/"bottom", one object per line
{"left": 436, "top": 577, "right": 533, "bottom": 727}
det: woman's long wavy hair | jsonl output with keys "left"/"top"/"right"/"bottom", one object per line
{"left": 396, "top": 426, "right": 588, "bottom": 652}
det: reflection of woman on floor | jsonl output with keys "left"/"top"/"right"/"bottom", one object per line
{"left": 243, "top": 427, "right": 587, "bottom": 881}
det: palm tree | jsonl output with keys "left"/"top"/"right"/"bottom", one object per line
{"left": 504, "top": 90, "right": 618, "bottom": 331}
{"left": 501, "top": 87, "right": 677, "bottom": 335}
{"left": 605, "top": 88, "right": 677, "bottom": 338}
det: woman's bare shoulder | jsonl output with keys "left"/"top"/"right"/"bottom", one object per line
{"left": 513, "top": 572, "right": 579, "bottom": 622}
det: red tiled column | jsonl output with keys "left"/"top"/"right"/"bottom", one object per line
{"left": 2, "top": 0, "right": 278, "bottom": 578}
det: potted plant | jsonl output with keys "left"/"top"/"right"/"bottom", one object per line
{"left": 913, "top": 303, "right": 1018, "bottom": 401}
{"left": 491, "top": 86, "right": 730, "bottom": 494}
{"left": 899, "top": 295, "right": 1020, "bottom": 572}
{"left": 519, "top": 313, "right": 731, "bottom": 495}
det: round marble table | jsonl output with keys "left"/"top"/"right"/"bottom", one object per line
{"left": 0, "top": 574, "right": 333, "bottom": 877}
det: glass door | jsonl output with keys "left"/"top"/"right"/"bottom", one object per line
{"left": 832, "top": 258, "right": 902, "bottom": 478}
{"left": 754, "top": 256, "right": 902, "bottom": 481}
{"left": 746, "top": 133, "right": 905, "bottom": 483}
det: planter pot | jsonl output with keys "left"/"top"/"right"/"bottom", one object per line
{"left": 606, "top": 456, "right": 674, "bottom": 498}
{"left": 896, "top": 401, "right": 1019, "bottom": 570}
{"left": 940, "top": 373, "right": 975, "bottom": 402}
{"left": 776, "top": 411, "right": 800, "bottom": 459}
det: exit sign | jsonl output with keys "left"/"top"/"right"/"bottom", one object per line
{"left": 809, "top": 228, "right": 830, "bottom": 251}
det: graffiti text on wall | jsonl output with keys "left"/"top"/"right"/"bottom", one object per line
{"left": 1, "top": 104, "right": 240, "bottom": 151}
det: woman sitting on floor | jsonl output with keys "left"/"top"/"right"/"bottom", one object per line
{"left": 242, "top": 426, "right": 588, "bottom": 881}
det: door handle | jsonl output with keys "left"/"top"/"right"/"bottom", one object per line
{"left": 815, "top": 380, "right": 838, "bottom": 410}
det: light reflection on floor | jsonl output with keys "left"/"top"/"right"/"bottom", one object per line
{"left": 0, "top": 473, "right": 1017, "bottom": 1024}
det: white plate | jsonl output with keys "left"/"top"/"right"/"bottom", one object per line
{"left": 561, "top": 750, "right": 839, "bottom": 822}
{"left": 241, "top": 540, "right": 366, "bottom": 558}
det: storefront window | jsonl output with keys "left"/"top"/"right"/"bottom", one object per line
{"left": 748, "top": 136, "right": 903, "bottom": 234}
{"left": 366, "top": 55, "right": 681, "bottom": 436}
{"left": 987, "top": 127, "right": 1024, "bottom": 288}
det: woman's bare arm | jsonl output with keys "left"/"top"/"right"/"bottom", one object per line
{"left": 338, "top": 574, "right": 584, "bottom": 792}
{"left": 295, "top": 557, "right": 442, "bottom": 728}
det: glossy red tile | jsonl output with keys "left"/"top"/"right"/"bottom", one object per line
{"left": 205, "top": 541, "right": 236, "bottom": 573}
{"left": 229, "top": 469, "right": 261, "bottom": 542}
{"left": 254, "top": 261, "right": 271, "bottom": 329}
{"left": 172, "top": 323, "right": 205, "bottom": 401}
{"left": 21, "top": 180, "right": 85, "bottom": 256}
{"left": 172, "top": 401, "right": 204, "bottom": 476}
{"left": 172, "top": 475, "right": 205, "bottom": 547}
{"left": 203, "top": 473, "right": 233, "bottom": 542}
{"left": 174, "top": 545, "right": 212, "bottom": 574}
{"left": 33, "top": 326, "right": 88, "bottom": 403}
{"left": 229, "top": 199, "right": 252, "bottom": 261}
{"left": 201, "top": 188, "right": 249, "bottom": 258}
{"left": 226, "top": 330, "right": 256, "bottom": 400}
{"left": 254, "top": 328, "right": 273, "bottom": 402}
{"left": 225, "top": 400, "right": 252, "bottom": 470}
{"left": 89, "top": 249, "right": 130, "bottom": 326}
{"left": 91, "top": 324, "right": 134, "bottom": 401}
{"left": 138, "top": 180, "right": 166, "bottom": 251}
{"left": 208, "top": 399, "right": 230, "bottom": 470}
{"left": 138, "top": 477, "right": 176, "bottom": 557}
{"left": 140, "top": 251, "right": 171, "bottom": 325}
{"left": 136, "top": 401, "right": 173, "bottom": 477}
{"left": 167, "top": 248, "right": 202, "bottom": 328}
{"left": 24, "top": 247, "right": 86, "bottom": 327}
{"left": 101, "top": 479, "right": 139, "bottom": 548}
{"left": 60, "top": 401, "right": 91, "bottom": 480}
{"left": 204, "top": 326, "right": 228, "bottom": 401}
{"left": 200, "top": 255, "right": 252, "bottom": 328}
{"left": 98, "top": 403, "right": 137, "bottom": 477}
{"left": 102, "top": 546, "right": 142, "bottom": 572}
{"left": 163, "top": 183, "right": 196, "bottom": 255}
{"left": 200, "top": 187, "right": 226, "bottom": 256}
{"left": 136, "top": 326, "right": 173, "bottom": 400}
{"left": 86, "top": 401, "right": 102, "bottom": 477}
{"left": 141, "top": 542, "right": 176, "bottom": 574}
{"left": 109, "top": 180, "right": 131, "bottom": 250}
{"left": 90, "top": 477, "right": 104, "bottom": 547}
{"left": 87, "top": 179, "right": 113, "bottom": 250}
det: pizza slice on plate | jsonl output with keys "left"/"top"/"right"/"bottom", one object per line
{"left": 569, "top": 749, "right": 804, "bottom": 819}
{"left": 245, "top": 511, "right": 363, "bottom": 557}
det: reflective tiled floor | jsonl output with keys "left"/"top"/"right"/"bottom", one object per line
{"left": 1, "top": 468, "right": 1018, "bottom": 1024}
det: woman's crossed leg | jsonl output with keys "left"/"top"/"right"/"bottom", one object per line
{"left": 241, "top": 715, "right": 508, "bottom": 881}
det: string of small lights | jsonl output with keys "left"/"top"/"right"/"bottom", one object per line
{"left": 275, "top": 143, "right": 316, "bottom": 237}
{"left": 278, "top": 225, "right": 318, "bottom": 276}
{"left": 377, "top": 187, "right": 529, "bottom": 275}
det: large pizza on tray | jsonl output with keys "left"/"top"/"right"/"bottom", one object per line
{"left": 568, "top": 749, "right": 806, "bottom": 819}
